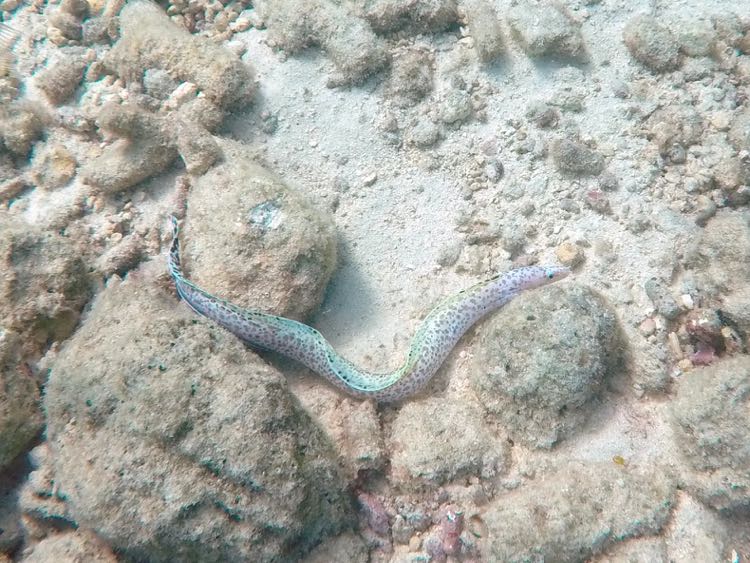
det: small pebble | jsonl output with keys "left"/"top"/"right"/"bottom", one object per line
{"left": 666, "top": 144, "right": 686, "bottom": 164}
{"left": 164, "top": 82, "right": 198, "bottom": 110}
{"left": 362, "top": 171, "right": 378, "bottom": 186}
{"left": 551, "top": 138, "right": 605, "bottom": 176}
{"left": 639, "top": 318, "right": 656, "bottom": 337}
{"left": 556, "top": 241, "right": 584, "bottom": 267}
{"left": 598, "top": 171, "right": 619, "bottom": 192}
{"left": 644, "top": 278, "right": 681, "bottom": 320}
{"left": 231, "top": 17, "right": 251, "bottom": 32}
{"left": 710, "top": 111, "right": 731, "bottom": 131}
{"left": 694, "top": 196, "right": 717, "bottom": 226}
{"left": 584, "top": 189, "right": 611, "bottom": 214}
{"left": 484, "top": 160, "right": 503, "bottom": 182}
{"left": 668, "top": 332, "right": 683, "bottom": 358}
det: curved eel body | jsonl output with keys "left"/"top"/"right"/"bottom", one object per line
{"left": 167, "top": 217, "right": 569, "bottom": 402}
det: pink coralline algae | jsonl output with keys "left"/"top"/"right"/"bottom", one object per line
{"left": 690, "top": 343, "right": 717, "bottom": 366}
{"left": 441, "top": 505, "right": 465, "bottom": 556}
{"left": 356, "top": 491, "right": 390, "bottom": 537}
{"left": 424, "top": 505, "right": 466, "bottom": 562}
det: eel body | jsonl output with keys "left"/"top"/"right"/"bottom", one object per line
{"left": 167, "top": 217, "right": 569, "bottom": 402}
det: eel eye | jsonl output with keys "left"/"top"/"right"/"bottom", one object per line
{"left": 546, "top": 270, "right": 554, "bottom": 279}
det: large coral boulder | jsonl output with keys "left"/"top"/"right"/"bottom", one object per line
{"left": 388, "top": 398, "right": 508, "bottom": 488}
{"left": 483, "top": 462, "right": 675, "bottom": 561}
{"left": 43, "top": 262, "right": 350, "bottom": 562}
{"left": 182, "top": 141, "right": 338, "bottom": 320}
{"left": 691, "top": 210, "right": 750, "bottom": 295}
{"left": 472, "top": 284, "right": 621, "bottom": 448}
{"left": 669, "top": 356, "right": 750, "bottom": 511}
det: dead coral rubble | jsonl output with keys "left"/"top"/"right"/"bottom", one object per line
{"left": 254, "top": 0, "right": 387, "bottom": 84}
{"left": 507, "top": 0, "right": 585, "bottom": 58}
{"left": 105, "top": 0, "right": 254, "bottom": 110}
{"left": 459, "top": 0, "right": 504, "bottom": 63}
{"left": 80, "top": 102, "right": 222, "bottom": 193}
{"left": 79, "top": 0, "right": 252, "bottom": 192}
{"left": 34, "top": 53, "right": 87, "bottom": 105}
{"left": 623, "top": 15, "right": 681, "bottom": 72}
{"left": 80, "top": 103, "right": 178, "bottom": 193}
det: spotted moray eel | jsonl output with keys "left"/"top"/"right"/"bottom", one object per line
{"left": 167, "top": 216, "right": 569, "bottom": 402}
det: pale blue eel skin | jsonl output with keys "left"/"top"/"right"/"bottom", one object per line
{"left": 167, "top": 216, "right": 570, "bottom": 402}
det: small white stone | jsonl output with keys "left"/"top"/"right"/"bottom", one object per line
{"left": 680, "top": 294, "right": 694, "bottom": 309}
{"left": 231, "top": 17, "right": 251, "bottom": 32}
{"left": 638, "top": 318, "right": 656, "bottom": 336}
{"left": 362, "top": 171, "right": 377, "bottom": 186}
{"left": 165, "top": 82, "right": 198, "bottom": 110}
{"left": 668, "top": 332, "right": 683, "bottom": 358}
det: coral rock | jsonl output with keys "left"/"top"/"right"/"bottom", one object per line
{"left": 508, "top": 0, "right": 584, "bottom": 58}
{"left": 669, "top": 356, "right": 750, "bottom": 511}
{"left": 80, "top": 103, "right": 177, "bottom": 193}
{"left": 389, "top": 398, "right": 508, "bottom": 487}
{"left": 183, "top": 141, "right": 337, "bottom": 320}
{"left": 255, "top": 0, "right": 387, "bottom": 84}
{"left": 30, "top": 142, "right": 77, "bottom": 189}
{"left": 472, "top": 284, "right": 621, "bottom": 448}
{"left": 0, "top": 215, "right": 91, "bottom": 357}
{"left": 43, "top": 261, "right": 350, "bottom": 562}
{"left": 623, "top": 15, "right": 680, "bottom": 72}
{"left": 105, "top": 0, "right": 254, "bottom": 109}
{"left": 484, "top": 461, "right": 675, "bottom": 560}
{"left": 34, "top": 54, "right": 87, "bottom": 105}
{"left": 0, "top": 330, "right": 43, "bottom": 470}
{"left": 551, "top": 138, "right": 605, "bottom": 176}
